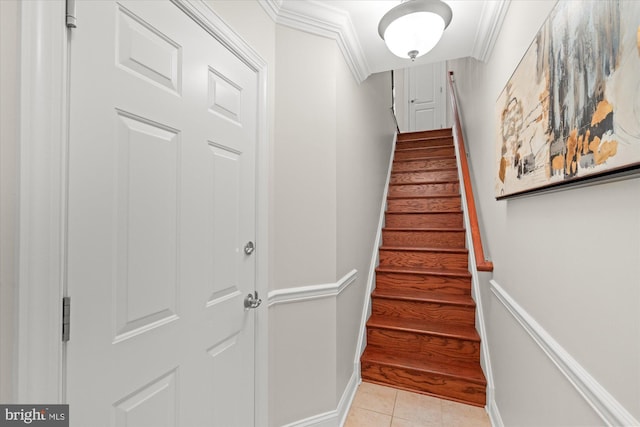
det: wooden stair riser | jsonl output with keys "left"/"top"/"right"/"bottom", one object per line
{"left": 397, "top": 129, "right": 452, "bottom": 141}
{"left": 393, "top": 157, "right": 457, "bottom": 172}
{"left": 384, "top": 213, "right": 463, "bottom": 228}
{"left": 389, "top": 183, "right": 460, "bottom": 198}
{"left": 371, "top": 297, "right": 476, "bottom": 326}
{"left": 366, "top": 328, "right": 480, "bottom": 368}
{"left": 396, "top": 137, "right": 453, "bottom": 150}
{"left": 394, "top": 146, "right": 456, "bottom": 160}
{"left": 387, "top": 197, "right": 461, "bottom": 213}
{"left": 391, "top": 170, "right": 459, "bottom": 184}
{"left": 382, "top": 230, "right": 466, "bottom": 249}
{"left": 371, "top": 298, "right": 476, "bottom": 326}
{"left": 379, "top": 249, "right": 468, "bottom": 270}
{"left": 360, "top": 362, "right": 486, "bottom": 407}
{"left": 375, "top": 271, "right": 471, "bottom": 296}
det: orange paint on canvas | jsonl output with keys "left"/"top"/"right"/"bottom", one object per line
{"left": 591, "top": 100, "right": 613, "bottom": 126}
{"left": 565, "top": 129, "right": 578, "bottom": 174}
{"left": 595, "top": 140, "right": 618, "bottom": 165}
{"left": 551, "top": 155, "right": 564, "bottom": 172}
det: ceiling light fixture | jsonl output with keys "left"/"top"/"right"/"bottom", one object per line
{"left": 378, "top": 0, "right": 453, "bottom": 61}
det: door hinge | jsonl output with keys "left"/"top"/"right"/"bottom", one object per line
{"left": 62, "top": 297, "right": 71, "bottom": 342}
{"left": 66, "top": 0, "right": 77, "bottom": 28}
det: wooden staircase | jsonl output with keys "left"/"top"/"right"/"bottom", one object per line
{"left": 360, "top": 128, "right": 487, "bottom": 407}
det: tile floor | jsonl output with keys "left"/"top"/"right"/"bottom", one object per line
{"left": 345, "top": 382, "right": 491, "bottom": 427}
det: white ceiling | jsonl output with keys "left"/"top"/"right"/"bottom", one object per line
{"left": 261, "top": 0, "right": 511, "bottom": 82}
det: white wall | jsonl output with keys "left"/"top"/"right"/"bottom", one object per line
{"left": 0, "top": 0, "right": 20, "bottom": 404}
{"left": 209, "top": 4, "right": 394, "bottom": 425}
{"left": 269, "top": 24, "right": 394, "bottom": 426}
{"left": 270, "top": 26, "right": 339, "bottom": 426}
{"left": 448, "top": 1, "right": 640, "bottom": 425}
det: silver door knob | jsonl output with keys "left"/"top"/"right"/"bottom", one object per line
{"left": 244, "top": 241, "right": 255, "bottom": 255}
{"left": 244, "top": 291, "right": 262, "bottom": 309}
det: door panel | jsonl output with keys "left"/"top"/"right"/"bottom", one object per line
{"left": 408, "top": 62, "right": 446, "bottom": 131}
{"left": 66, "top": 2, "right": 258, "bottom": 426}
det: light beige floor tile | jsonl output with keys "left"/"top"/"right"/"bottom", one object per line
{"left": 351, "top": 382, "right": 398, "bottom": 415}
{"left": 393, "top": 391, "right": 443, "bottom": 426}
{"left": 391, "top": 416, "right": 443, "bottom": 427}
{"left": 441, "top": 400, "right": 490, "bottom": 427}
{"left": 345, "top": 407, "right": 392, "bottom": 427}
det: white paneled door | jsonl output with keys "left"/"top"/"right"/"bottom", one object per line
{"left": 408, "top": 62, "right": 446, "bottom": 131}
{"left": 66, "top": 1, "right": 259, "bottom": 425}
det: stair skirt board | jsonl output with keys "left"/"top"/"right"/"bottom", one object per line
{"left": 360, "top": 129, "right": 489, "bottom": 408}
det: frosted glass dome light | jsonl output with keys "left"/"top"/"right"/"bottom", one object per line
{"left": 378, "top": 0, "right": 452, "bottom": 60}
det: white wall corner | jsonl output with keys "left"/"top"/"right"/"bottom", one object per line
{"left": 258, "top": 0, "right": 370, "bottom": 83}
{"left": 471, "top": 0, "right": 511, "bottom": 62}
{"left": 17, "top": 0, "right": 67, "bottom": 403}
{"left": 490, "top": 280, "right": 640, "bottom": 427}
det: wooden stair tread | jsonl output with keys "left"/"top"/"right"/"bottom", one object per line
{"left": 367, "top": 315, "right": 480, "bottom": 341}
{"left": 361, "top": 348, "right": 486, "bottom": 384}
{"left": 397, "top": 131, "right": 453, "bottom": 142}
{"left": 383, "top": 227, "right": 465, "bottom": 232}
{"left": 372, "top": 288, "right": 475, "bottom": 307}
{"left": 395, "top": 145, "right": 452, "bottom": 152}
{"left": 384, "top": 193, "right": 460, "bottom": 200}
{"left": 385, "top": 210, "right": 463, "bottom": 214}
{"left": 389, "top": 181, "right": 459, "bottom": 186}
{"left": 386, "top": 209, "right": 462, "bottom": 214}
{"left": 389, "top": 180, "right": 459, "bottom": 185}
{"left": 394, "top": 154, "right": 456, "bottom": 161}
{"left": 380, "top": 246, "right": 467, "bottom": 254}
{"left": 387, "top": 195, "right": 460, "bottom": 201}
{"left": 392, "top": 169, "right": 458, "bottom": 175}
{"left": 376, "top": 265, "right": 471, "bottom": 277}
{"left": 394, "top": 155, "right": 456, "bottom": 162}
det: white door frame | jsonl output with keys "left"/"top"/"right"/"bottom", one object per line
{"left": 17, "top": 1, "right": 269, "bottom": 424}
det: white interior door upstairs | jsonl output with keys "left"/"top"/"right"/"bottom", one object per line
{"left": 407, "top": 62, "right": 446, "bottom": 131}
{"left": 65, "top": 1, "right": 260, "bottom": 425}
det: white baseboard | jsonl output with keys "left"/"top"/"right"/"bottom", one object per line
{"left": 487, "top": 394, "right": 504, "bottom": 427}
{"left": 490, "top": 280, "right": 640, "bottom": 427}
{"left": 280, "top": 367, "right": 359, "bottom": 427}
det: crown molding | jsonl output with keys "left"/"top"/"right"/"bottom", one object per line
{"left": 259, "top": 0, "right": 371, "bottom": 83}
{"left": 471, "top": 0, "right": 511, "bottom": 62}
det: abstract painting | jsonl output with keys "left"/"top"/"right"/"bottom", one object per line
{"left": 496, "top": 0, "right": 640, "bottom": 198}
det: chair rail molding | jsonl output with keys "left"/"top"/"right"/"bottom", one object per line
{"left": 490, "top": 280, "right": 640, "bottom": 427}
{"left": 268, "top": 269, "right": 358, "bottom": 307}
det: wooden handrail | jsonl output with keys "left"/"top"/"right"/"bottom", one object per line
{"left": 447, "top": 71, "right": 493, "bottom": 272}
